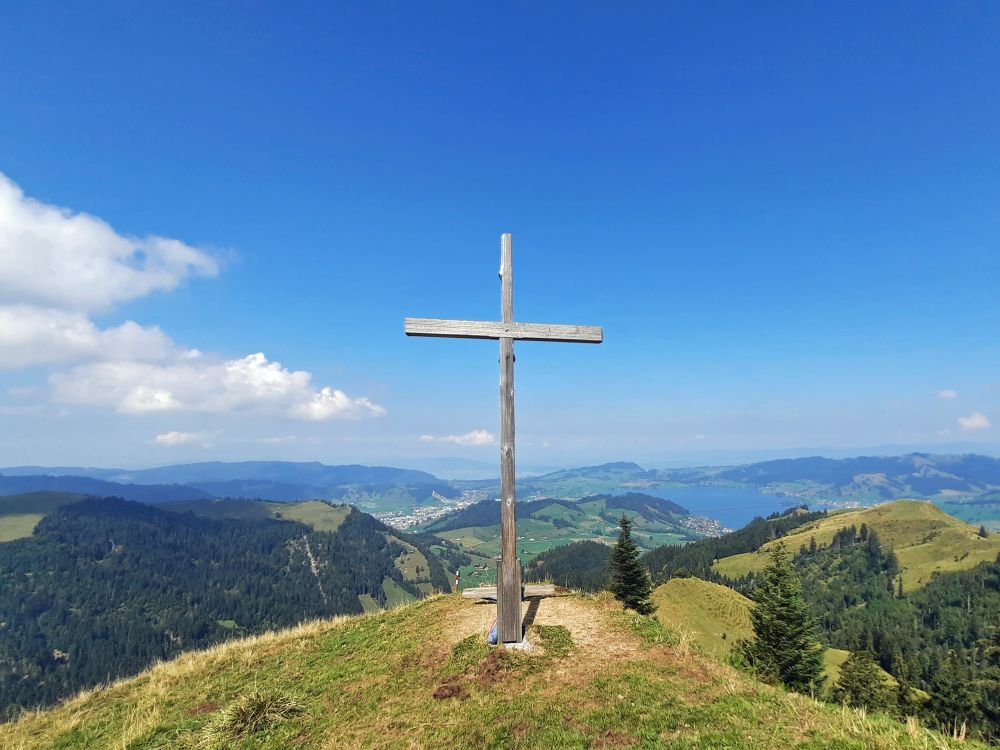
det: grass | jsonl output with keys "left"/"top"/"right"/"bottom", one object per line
{"left": 0, "top": 513, "right": 44, "bottom": 542}
{"left": 0, "top": 492, "right": 88, "bottom": 541}
{"left": 197, "top": 688, "right": 303, "bottom": 747}
{"left": 651, "top": 578, "right": 894, "bottom": 688}
{"left": 274, "top": 501, "right": 351, "bottom": 532}
{"left": 1, "top": 594, "right": 981, "bottom": 750}
{"left": 713, "top": 500, "right": 1000, "bottom": 591}
{"left": 653, "top": 578, "right": 753, "bottom": 658}
{"left": 381, "top": 578, "right": 417, "bottom": 608}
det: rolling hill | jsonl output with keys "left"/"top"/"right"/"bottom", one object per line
{"left": 1, "top": 593, "right": 976, "bottom": 750}
{"left": 650, "top": 578, "right": 894, "bottom": 688}
{"left": 421, "top": 492, "right": 700, "bottom": 559}
{"left": 0, "top": 474, "right": 211, "bottom": 503}
{"left": 0, "top": 497, "right": 450, "bottom": 717}
{"left": 713, "top": 500, "right": 1000, "bottom": 590}
{"left": 0, "top": 462, "right": 461, "bottom": 512}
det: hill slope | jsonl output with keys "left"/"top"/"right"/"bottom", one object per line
{"left": 650, "top": 578, "right": 893, "bottom": 688}
{"left": 0, "top": 498, "right": 449, "bottom": 717}
{"left": 2, "top": 594, "right": 977, "bottom": 750}
{"left": 423, "top": 492, "right": 698, "bottom": 559}
{"left": 713, "top": 500, "right": 1000, "bottom": 590}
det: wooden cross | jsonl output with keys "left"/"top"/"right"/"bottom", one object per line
{"left": 404, "top": 233, "right": 602, "bottom": 643}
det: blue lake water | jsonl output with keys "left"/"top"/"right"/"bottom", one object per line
{"left": 637, "top": 485, "right": 801, "bottom": 530}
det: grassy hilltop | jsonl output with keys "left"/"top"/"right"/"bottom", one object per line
{"left": 713, "top": 500, "right": 1000, "bottom": 590}
{"left": 2, "top": 593, "right": 980, "bottom": 750}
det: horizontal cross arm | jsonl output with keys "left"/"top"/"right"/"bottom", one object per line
{"left": 404, "top": 318, "right": 603, "bottom": 343}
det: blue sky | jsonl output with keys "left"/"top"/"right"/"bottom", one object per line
{"left": 0, "top": 2, "right": 998, "bottom": 470}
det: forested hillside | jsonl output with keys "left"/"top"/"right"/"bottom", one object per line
{"left": 525, "top": 501, "right": 1000, "bottom": 739}
{"left": 0, "top": 497, "right": 448, "bottom": 718}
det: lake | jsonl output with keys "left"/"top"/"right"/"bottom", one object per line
{"left": 639, "top": 484, "right": 801, "bottom": 530}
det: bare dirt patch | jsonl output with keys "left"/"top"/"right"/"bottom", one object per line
{"left": 591, "top": 729, "right": 638, "bottom": 748}
{"left": 432, "top": 680, "right": 469, "bottom": 700}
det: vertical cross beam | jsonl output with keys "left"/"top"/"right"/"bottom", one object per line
{"left": 496, "top": 233, "right": 521, "bottom": 643}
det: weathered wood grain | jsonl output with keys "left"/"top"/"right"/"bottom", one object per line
{"left": 460, "top": 584, "right": 557, "bottom": 600}
{"left": 497, "top": 233, "right": 521, "bottom": 643}
{"left": 404, "top": 318, "right": 603, "bottom": 343}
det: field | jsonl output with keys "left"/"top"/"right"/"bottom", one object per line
{"left": 1, "top": 593, "right": 974, "bottom": 750}
{"left": 713, "top": 500, "right": 1000, "bottom": 591}
{"left": 437, "top": 516, "right": 689, "bottom": 561}
{"left": 273, "top": 500, "right": 351, "bottom": 531}
{"left": 0, "top": 492, "right": 87, "bottom": 541}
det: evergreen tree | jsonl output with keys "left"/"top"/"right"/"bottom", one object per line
{"left": 979, "top": 525, "right": 990, "bottom": 539}
{"left": 833, "top": 650, "right": 889, "bottom": 710}
{"left": 737, "top": 542, "right": 826, "bottom": 694}
{"left": 973, "top": 622, "right": 1000, "bottom": 739}
{"left": 608, "top": 515, "right": 654, "bottom": 615}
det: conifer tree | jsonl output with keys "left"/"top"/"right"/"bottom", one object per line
{"left": 973, "top": 623, "right": 1000, "bottom": 738}
{"left": 833, "top": 650, "right": 889, "bottom": 710}
{"left": 737, "top": 542, "right": 826, "bottom": 694}
{"left": 609, "top": 515, "right": 654, "bottom": 615}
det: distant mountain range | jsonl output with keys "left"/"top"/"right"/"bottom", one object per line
{"left": 702, "top": 453, "right": 1000, "bottom": 501}
{"left": 6, "top": 452, "right": 1000, "bottom": 522}
{"left": 0, "top": 461, "right": 457, "bottom": 511}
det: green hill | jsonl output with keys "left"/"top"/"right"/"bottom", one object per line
{"left": 423, "top": 492, "right": 698, "bottom": 559}
{"left": 650, "top": 578, "right": 894, "bottom": 688}
{"left": 713, "top": 500, "right": 1000, "bottom": 590}
{"left": 0, "top": 498, "right": 449, "bottom": 718}
{"left": 1, "top": 593, "right": 976, "bottom": 750}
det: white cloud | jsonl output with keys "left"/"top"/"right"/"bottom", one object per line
{"left": 52, "top": 352, "right": 386, "bottom": 421}
{"left": 0, "top": 174, "right": 217, "bottom": 313}
{"left": 420, "top": 429, "right": 496, "bottom": 446}
{"left": 958, "top": 411, "right": 991, "bottom": 432}
{"left": 938, "top": 389, "right": 959, "bottom": 399}
{"left": 0, "top": 174, "right": 385, "bottom": 422}
{"left": 0, "top": 305, "right": 173, "bottom": 368}
{"left": 153, "top": 430, "right": 211, "bottom": 447}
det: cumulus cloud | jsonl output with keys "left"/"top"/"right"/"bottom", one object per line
{"left": 419, "top": 430, "right": 496, "bottom": 446}
{"left": 153, "top": 431, "right": 211, "bottom": 447}
{"left": 0, "top": 174, "right": 217, "bottom": 313}
{"left": 938, "top": 389, "right": 959, "bottom": 399}
{"left": 958, "top": 411, "right": 991, "bottom": 432}
{"left": 0, "top": 173, "right": 384, "bottom": 421}
{"left": 52, "top": 352, "right": 386, "bottom": 420}
{"left": 0, "top": 305, "right": 173, "bottom": 368}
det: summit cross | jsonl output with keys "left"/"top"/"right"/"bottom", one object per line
{"left": 404, "top": 233, "right": 603, "bottom": 644}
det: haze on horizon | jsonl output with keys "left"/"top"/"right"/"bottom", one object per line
{"left": 1, "top": 4, "right": 998, "bottom": 469}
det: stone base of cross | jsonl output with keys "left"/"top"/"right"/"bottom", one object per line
{"left": 405, "top": 233, "right": 602, "bottom": 643}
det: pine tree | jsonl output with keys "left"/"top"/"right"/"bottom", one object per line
{"left": 737, "top": 542, "right": 826, "bottom": 694}
{"left": 973, "top": 622, "right": 1000, "bottom": 739}
{"left": 833, "top": 650, "right": 889, "bottom": 710}
{"left": 980, "top": 525, "right": 990, "bottom": 539}
{"left": 608, "top": 515, "right": 654, "bottom": 615}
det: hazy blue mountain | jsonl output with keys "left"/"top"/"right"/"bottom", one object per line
{"left": 716, "top": 452, "right": 1000, "bottom": 500}
{"left": 0, "top": 475, "right": 210, "bottom": 503}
